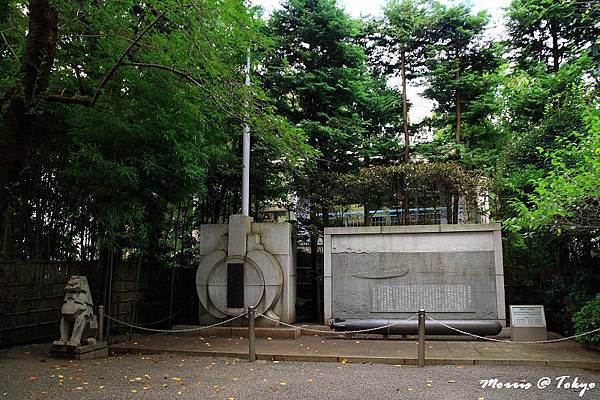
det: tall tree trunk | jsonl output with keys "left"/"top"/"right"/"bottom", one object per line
{"left": 550, "top": 26, "right": 560, "bottom": 72}
{"left": 452, "top": 194, "right": 459, "bottom": 224}
{"left": 455, "top": 67, "right": 461, "bottom": 144}
{"left": 0, "top": 0, "right": 59, "bottom": 235}
{"left": 401, "top": 51, "right": 409, "bottom": 163}
{"left": 308, "top": 196, "right": 320, "bottom": 322}
{"left": 444, "top": 186, "right": 452, "bottom": 224}
{"left": 403, "top": 195, "right": 410, "bottom": 225}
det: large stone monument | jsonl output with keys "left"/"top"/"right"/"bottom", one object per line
{"left": 324, "top": 224, "right": 505, "bottom": 326}
{"left": 196, "top": 214, "right": 296, "bottom": 325}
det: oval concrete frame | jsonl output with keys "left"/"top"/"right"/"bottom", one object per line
{"left": 196, "top": 249, "right": 284, "bottom": 318}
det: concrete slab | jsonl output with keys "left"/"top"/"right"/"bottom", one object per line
{"left": 110, "top": 334, "right": 600, "bottom": 371}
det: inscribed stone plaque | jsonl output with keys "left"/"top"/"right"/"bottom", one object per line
{"left": 370, "top": 283, "right": 474, "bottom": 312}
{"left": 510, "top": 305, "right": 546, "bottom": 327}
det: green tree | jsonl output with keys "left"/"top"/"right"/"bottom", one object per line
{"left": 0, "top": 0, "right": 310, "bottom": 260}
{"left": 506, "top": 0, "right": 600, "bottom": 72}
{"left": 377, "top": 0, "right": 430, "bottom": 163}
{"left": 506, "top": 103, "right": 599, "bottom": 235}
{"left": 494, "top": 18, "right": 599, "bottom": 332}
{"left": 263, "top": 0, "right": 405, "bottom": 320}
{"left": 422, "top": 2, "right": 500, "bottom": 153}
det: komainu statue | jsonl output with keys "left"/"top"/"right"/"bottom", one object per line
{"left": 53, "top": 276, "right": 98, "bottom": 348}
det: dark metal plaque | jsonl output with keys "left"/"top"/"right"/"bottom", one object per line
{"left": 227, "top": 263, "right": 244, "bottom": 308}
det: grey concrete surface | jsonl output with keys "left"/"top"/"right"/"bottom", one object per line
{"left": 1, "top": 344, "right": 598, "bottom": 399}
{"left": 324, "top": 224, "right": 505, "bottom": 325}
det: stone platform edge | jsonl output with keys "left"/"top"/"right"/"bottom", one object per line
{"left": 324, "top": 223, "right": 501, "bottom": 235}
{"left": 108, "top": 345, "right": 600, "bottom": 372}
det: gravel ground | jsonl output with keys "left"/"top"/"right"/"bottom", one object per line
{"left": 1, "top": 344, "right": 598, "bottom": 400}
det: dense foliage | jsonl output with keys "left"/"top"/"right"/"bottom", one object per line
{"left": 573, "top": 293, "right": 600, "bottom": 346}
{"left": 0, "top": 0, "right": 309, "bottom": 263}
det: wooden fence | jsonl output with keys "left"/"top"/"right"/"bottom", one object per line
{"left": 0, "top": 261, "right": 197, "bottom": 348}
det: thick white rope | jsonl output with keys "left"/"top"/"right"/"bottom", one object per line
{"left": 426, "top": 315, "right": 600, "bottom": 344}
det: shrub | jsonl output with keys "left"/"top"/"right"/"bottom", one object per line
{"left": 572, "top": 293, "right": 600, "bottom": 346}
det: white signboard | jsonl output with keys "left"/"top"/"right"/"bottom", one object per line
{"left": 510, "top": 305, "right": 546, "bottom": 328}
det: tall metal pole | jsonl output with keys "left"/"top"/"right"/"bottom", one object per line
{"left": 248, "top": 306, "right": 256, "bottom": 362}
{"left": 242, "top": 49, "right": 251, "bottom": 216}
{"left": 98, "top": 305, "right": 104, "bottom": 342}
{"left": 418, "top": 309, "right": 426, "bottom": 367}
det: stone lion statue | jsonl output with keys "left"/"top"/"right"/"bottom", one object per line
{"left": 53, "top": 276, "right": 98, "bottom": 348}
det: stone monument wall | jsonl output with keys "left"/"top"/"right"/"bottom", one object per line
{"left": 197, "top": 216, "right": 296, "bottom": 324}
{"left": 324, "top": 224, "right": 505, "bottom": 325}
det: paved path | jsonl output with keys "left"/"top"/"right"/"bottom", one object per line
{"left": 0, "top": 344, "right": 598, "bottom": 400}
{"left": 110, "top": 332, "right": 600, "bottom": 370}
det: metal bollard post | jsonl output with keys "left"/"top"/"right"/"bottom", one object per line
{"left": 248, "top": 306, "right": 256, "bottom": 362}
{"left": 418, "top": 309, "right": 425, "bottom": 367}
{"left": 98, "top": 305, "right": 105, "bottom": 342}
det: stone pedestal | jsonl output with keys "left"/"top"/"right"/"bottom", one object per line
{"left": 50, "top": 341, "right": 108, "bottom": 360}
{"left": 510, "top": 305, "right": 547, "bottom": 341}
{"left": 196, "top": 215, "right": 296, "bottom": 326}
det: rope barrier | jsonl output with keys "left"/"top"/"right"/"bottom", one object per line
{"left": 426, "top": 315, "right": 600, "bottom": 344}
{"left": 104, "top": 308, "right": 600, "bottom": 344}
{"left": 257, "top": 312, "right": 418, "bottom": 334}
{"left": 104, "top": 312, "right": 245, "bottom": 333}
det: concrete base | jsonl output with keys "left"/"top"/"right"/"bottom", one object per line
{"left": 50, "top": 341, "right": 108, "bottom": 359}
{"left": 512, "top": 326, "right": 547, "bottom": 341}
